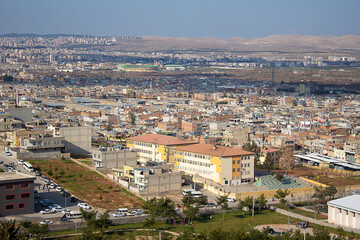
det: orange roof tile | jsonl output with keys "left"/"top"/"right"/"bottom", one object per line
{"left": 176, "top": 144, "right": 254, "bottom": 157}
{"left": 127, "top": 134, "right": 197, "bottom": 146}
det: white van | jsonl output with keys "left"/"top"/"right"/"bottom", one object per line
{"left": 115, "top": 208, "right": 128, "bottom": 216}
{"left": 67, "top": 210, "right": 82, "bottom": 219}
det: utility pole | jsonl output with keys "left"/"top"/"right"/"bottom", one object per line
{"left": 252, "top": 191, "right": 255, "bottom": 216}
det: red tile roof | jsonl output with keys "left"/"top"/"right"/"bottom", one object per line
{"left": 176, "top": 144, "right": 254, "bottom": 157}
{"left": 127, "top": 134, "right": 197, "bottom": 146}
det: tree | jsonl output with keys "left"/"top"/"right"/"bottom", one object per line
{"left": 128, "top": 112, "right": 136, "bottom": 125}
{"left": 0, "top": 219, "right": 28, "bottom": 240}
{"left": 279, "top": 148, "right": 294, "bottom": 171}
{"left": 216, "top": 194, "right": 229, "bottom": 221}
{"left": 183, "top": 205, "right": 199, "bottom": 225}
{"left": 256, "top": 193, "right": 267, "bottom": 211}
{"left": 80, "top": 208, "right": 112, "bottom": 239}
{"left": 263, "top": 154, "right": 275, "bottom": 171}
{"left": 238, "top": 196, "right": 253, "bottom": 216}
{"left": 275, "top": 172, "right": 284, "bottom": 182}
{"left": 313, "top": 185, "right": 338, "bottom": 202}
{"left": 142, "top": 197, "right": 177, "bottom": 224}
{"left": 274, "top": 189, "right": 290, "bottom": 205}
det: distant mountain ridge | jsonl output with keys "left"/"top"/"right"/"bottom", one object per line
{"left": 1, "top": 33, "right": 360, "bottom": 52}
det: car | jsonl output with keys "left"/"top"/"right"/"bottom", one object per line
{"left": 40, "top": 175, "right": 49, "bottom": 181}
{"left": 39, "top": 200, "right": 47, "bottom": 207}
{"left": 268, "top": 228, "right": 285, "bottom": 236}
{"left": 296, "top": 222, "right": 309, "bottom": 229}
{"left": 59, "top": 218, "right": 72, "bottom": 223}
{"left": 49, "top": 183, "right": 57, "bottom": 189}
{"left": 206, "top": 203, "right": 217, "bottom": 208}
{"left": 35, "top": 171, "right": 41, "bottom": 176}
{"left": 0, "top": 160, "right": 3, "bottom": 164}
{"left": 43, "top": 199, "right": 54, "bottom": 205}
{"left": 134, "top": 209, "right": 144, "bottom": 215}
{"left": 40, "top": 208, "right": 56, "bottom": 214}
{"left": 44, "top": 179, "right": 51, "bottom": 185}
{"left": 70, "top": 197, "right": 78, "bottom": 203}
{"left": 40, "top": 220, "right": 54, "bottom": 225}
{"left": 78, "top": 202, "right": 91, "bottom": 210}
{"left": 51, "top": 206, "right": 65, "bottom": 212}
{"left": 61, "top": 209, "right": 72, "bottom": 214}
{"left": 17, "top": 159, "right": 24, "bottom": 165}
{"left": 3, "top": 151, "right": 12, "bottom": 156}
{"left": 113, "top": 212, "right": 126, "bottom": 217}
{"left": 34, "top": 190, "right": 40, "bottom": 198}
{"left": 227, "top": 197, "right": 236, "bottom": 202}
{"left": 56, "top": 186, "right": 63, "bottom": 192}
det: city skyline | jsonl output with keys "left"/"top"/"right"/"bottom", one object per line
{"left": 1, "top": 0, "right": 360, "bottom": 38}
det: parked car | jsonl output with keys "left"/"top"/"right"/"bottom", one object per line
{"left": 227, "top": 197, "right": 236, "bottom": 202}
{"left": 17, "top": 159, "right": 24, "bottom": 165}
{"left": 40, "top": 208, "right": 56, "bottom": 214}
{"left": 40, "top": 175, "right": 49, "bottom": 181}
{"left": 134, "top": 209, "right": 144, "bottom": 215}
{"left": 35, "top": 171, "right": 41, "bottom": 176}
{"left": 61, "top": 209, "right": 72, "bottom": 214}
{"left": 51, "top": 206, "right": 65, "bottom": 212}
{"left": 49, "top": 183, "right": 57, "bottom": 189}
{"left": 34, "top": 190, "right": 40, "bottom": 198}
{"left": 70, "top": 197, "right": 78, "bottom": 203}
{"left": 56, "top": 186, "right": 63, "bottom": 192}
{"left": 3, "top": 151, "right": 12, "bottom": 156}
{"left": 78, "top": 202, "right": 91, "bottom": 210}
{"left": 0, "top": 160, "right": 3, "bottom": 164}
{"left": 296, "top": 222, "right": 309, "bottom": 229}
{"left": 268, "top": 228, "right": 285, "bottom": 236}
{"left": 40, "top": 220, "right": 54, "bottom": 225}
{"left": 113, "top": 212, "right": 126, "bottom": 217}
{"left": 206, "top": 203, "right": 217, "bottom": 208}
{"left": 43, "top": 199, "right": 54, "bottom": 205}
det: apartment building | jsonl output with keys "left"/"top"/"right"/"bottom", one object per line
{"left": 133, "top": 167, "right": 182, "bottom": 196}
{"left": 17, "top": 132, "right": 65, "bottom": 160}
{"left": 92, "top": 148, "right": 137, "bottom": 171}
{"left": 0, "top": 172, "right": 36, "bottom": 217}
{"left": 126, "top": 134, "right": 197, "bottom": 163}
{"left": 174, "top": 144, "right": 254, "bottom": 186}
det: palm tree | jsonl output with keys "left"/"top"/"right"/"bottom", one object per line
{"left": 0, "top": 219, "right": 28, "bottom": 240}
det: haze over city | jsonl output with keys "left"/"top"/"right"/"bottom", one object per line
{"left": 1, "top": 0, "right": 360, "bottom": 38}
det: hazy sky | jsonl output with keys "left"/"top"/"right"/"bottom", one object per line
{"left": 1, "top": 0, "right": 359, "bottom": 38}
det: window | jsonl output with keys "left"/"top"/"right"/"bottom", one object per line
{"left": 233, "top": 160, "right": 235, "bottom": 164}
{"left": 20, "top": 182, "right": 30, "bottom": 189}
{"left": 237, "top": 160, "right": 240, "bottom": 164}
{"left": 18, "top": 203, "right": 25, "bottom": 209}
{"left": 5, "top": 204, "right": 14, "bottom": 211}
{"left": 5, "top": 184, "right": 14, "bottom": 190}
{"left": 233, "top": 168, "right": 235, "bottom": 172}
{"left": 5, "top": 194, "right": 15, "bottom": 200}
{"left": 20, "top": 193, "right": 30, "bottom": 199}
{"left": 237, "top": 168, "right": 240, "bottom": 172}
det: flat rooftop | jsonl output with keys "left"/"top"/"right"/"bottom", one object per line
{"left": 0, "top": 172, "right": 36, "bottom": 182}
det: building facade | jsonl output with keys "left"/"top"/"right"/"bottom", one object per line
{"left": 0, "top": 172, "right": 36, "bottom": 217}
{"left": 126, "top": 134, "right": 197, "bottom": 163}
{"left": 174, "top": 144, "right": 254, "bottom": 186}
{"left": 328, "top": 195, "right": 360, "bottom": 230}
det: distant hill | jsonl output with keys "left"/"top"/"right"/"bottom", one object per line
{"left": 0, "top": 33, "right": 90, "bottom": 38}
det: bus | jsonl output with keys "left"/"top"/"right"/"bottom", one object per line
{"left": 23, "top": 161, "right": 34, "bottom": 173}
{"left": 67, "top": 211, "right": 82, "bottom": 219}
{"left": 182, "top": 189, "right": 202, "bottom": 198}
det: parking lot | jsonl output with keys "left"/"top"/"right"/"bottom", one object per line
{"left": 0, "top": 153, "right": 147, "bottom": 225}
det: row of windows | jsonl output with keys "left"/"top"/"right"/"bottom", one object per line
{"left": 232, "top": 156, "right": 251, "bottom": 164}
{"left": 5, "top": 203, "right": 25, "bottom": 211}
{"left": 5, "top": 182, "right": 30, "bottom": 191}
{"left": 5, "top": 193, "right": 30, "bottom": 200}
{"left": 174, "top": 158, "right": 211, "bottom": 167}
{"left": 177, "top": 165, "right": 213, "bottom": 176}
{"left": 135, "top": 141, "right": 152, "bottom": 147}
{"left": 175, "top": 151, "right": 211, "bottom": 160}
{"left": 138, "top": 149, "right": 153, "bottom": 155}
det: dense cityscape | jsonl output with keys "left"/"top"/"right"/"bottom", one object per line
{"left": 1, "top": 1, "right": 360, "bottom": 239}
